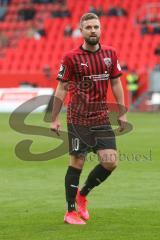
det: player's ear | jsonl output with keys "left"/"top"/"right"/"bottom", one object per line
{"left": 79, "top": 22, "right": 83, "bottom": 33}
{"left": 79, "top": 26, "right": 82, "bottom": 33}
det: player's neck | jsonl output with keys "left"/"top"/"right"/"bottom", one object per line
{"left": 82, "top": 42, "right": 100, "bottom": 52}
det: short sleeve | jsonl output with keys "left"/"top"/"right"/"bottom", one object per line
{"left": 57, "top": 54, "right": 73, "bottom": 82}
{"left": 110, "top": 50, "right": 122, "bottom": 79}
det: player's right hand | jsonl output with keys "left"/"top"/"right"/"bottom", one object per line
{"left": 118, "top": 114, "right": 127, "bottom": 132}
{"left": 51, "top": 119, "right": 61, "bottom": 136}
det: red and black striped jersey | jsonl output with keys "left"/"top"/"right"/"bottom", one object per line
{"left": 57, "top": 44, "right": 122, "bottom": 126}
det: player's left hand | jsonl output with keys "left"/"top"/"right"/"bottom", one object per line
{"left": 118, "top": 114, "right": 127, "bottom": 132}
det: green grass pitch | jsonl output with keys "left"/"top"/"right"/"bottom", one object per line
{"left": 0, "top": 112, "right": 160, "bottom": 240}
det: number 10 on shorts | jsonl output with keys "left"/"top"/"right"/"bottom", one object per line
{"left": 72, "top": 138, "right": 80, "bottom": 151}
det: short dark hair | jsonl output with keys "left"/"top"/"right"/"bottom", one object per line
{"left": 80, "top": 13, "right": 99, "bottom": 27}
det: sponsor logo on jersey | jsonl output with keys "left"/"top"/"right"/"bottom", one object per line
{"left": 83, "top": 73, "right": 110, "bottom": 81}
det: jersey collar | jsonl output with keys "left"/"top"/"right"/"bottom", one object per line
{"left": 80, "top": 43, "right": 101, "bottom": 53}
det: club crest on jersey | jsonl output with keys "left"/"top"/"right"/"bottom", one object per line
{"left": 58, "top": 64, "right": 66, "bottom": 79}
{"left": 104, "top": 58, "right": 112, "bottom": 67}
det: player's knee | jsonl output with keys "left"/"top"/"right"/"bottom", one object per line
{"left": 102, "top": 159, "right": 118, "bottom": 171}
{"left": 98, "top": 150, "right": 118, "bottom": 171}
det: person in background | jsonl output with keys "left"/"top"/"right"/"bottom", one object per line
{"left": 27, "top": 24, "right": 37, "bottom": 38}
{"left": 126, "top": 70, "right": 139, "bottom": 105}
{"left": 154, "top": 43, "right": 160, "bottom": 64}
{"left": 0, "top": 1, "right": 8, "bottom": 21}
{"left": 57, "top": 0, "right": 66, "bottom": 5}
{"left": 51, "top": 4, "right": 71, "bottom": 18}
{"left": 34, "top": 19, "right": 46, "bottom": 39}
{"left": 72, "top": 26, "right": 82, "bottom": 38}
{"left": 0, "top": 0, "right": 11, "bottom": 5}
{"left": 32, "top": 0, "right": 54, "bottom": 3}
{"left": 89, "top": 6, "right": 104, "bottom": 17}
{"left": 153, "top": 23, "right": 160, "bottom": 35}
{"left": 64, "top": 24, "right": 73, "bottom": 37}
{"left": 141, "top": 23, "right": 149, "bottom": 35}
{"left": 43, "top": 64, "right": 52, "bottom": 79}
{"left": 17, "top": 2, "right": 36, "bottom": 21}
{"left": 107, "top": 5, "right": 128, "bottom": 17}
{"left": 154, "top": 43, "right": 160, "bottom": 56}
{"left": 121, "top": 61, "right": 129, "bottom": 72}
{"left": 27, "top": 19, "right": 46, "bottom": 40}
{"left": 153, "top": 63, "right": 160, "bottom": 71}
{"left": 0, "top": 31, "right": 9, "bottom": 48}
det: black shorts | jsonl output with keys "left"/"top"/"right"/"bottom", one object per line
{"left": 67, "top": 123, "right": 116, "bottom": 156}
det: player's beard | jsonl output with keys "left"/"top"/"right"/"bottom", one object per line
{"left": 85, "top": 35, "right": 100, "bottom": 45}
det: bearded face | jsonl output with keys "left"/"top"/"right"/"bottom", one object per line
{"left": 85, "top": 35, "right": 100, "bottom": 45}
{"left": 80, "top": 19, "right": 101, "bottom": 46}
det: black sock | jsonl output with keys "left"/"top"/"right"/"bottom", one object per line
{"left": 80, "top": 164, "right": 112, "bottom": 196}
{"left": 65, "top": 166, "right": 82, "bottom": 212}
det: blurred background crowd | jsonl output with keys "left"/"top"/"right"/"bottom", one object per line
{"left": 0, "top": 0, "right": 160, "bottom": 112}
